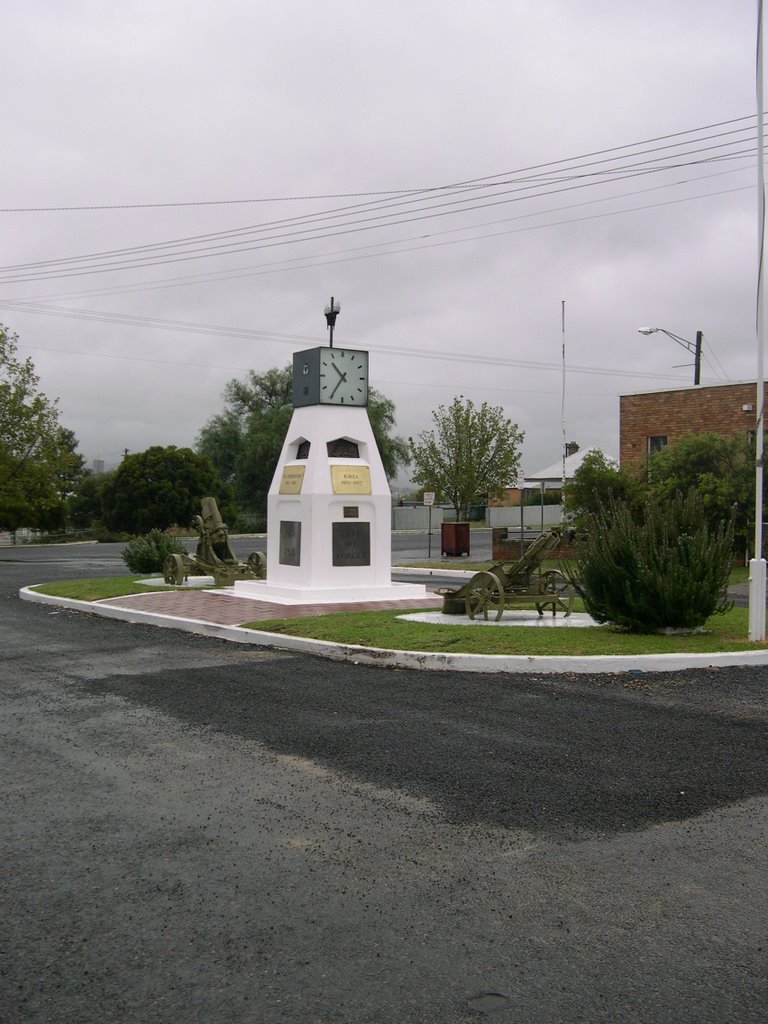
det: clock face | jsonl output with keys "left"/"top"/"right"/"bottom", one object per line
{"left": 319, "top": 348, "right": 369, "bottom": 406}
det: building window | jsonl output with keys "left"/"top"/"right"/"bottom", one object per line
{"left": 646, "top": 435, "right": 668, "bottom": 456}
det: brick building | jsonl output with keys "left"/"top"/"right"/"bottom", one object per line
{"left": 619, "top": 381, "right": 763, "bottom": 470}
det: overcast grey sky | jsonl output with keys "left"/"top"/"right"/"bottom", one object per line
{"left": 0, "top": 1, "right": 762, "bottom": 484}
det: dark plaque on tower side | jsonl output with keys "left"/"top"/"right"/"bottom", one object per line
{"left": 332, "top": 522, "right": 371, "bottom": 566}
{"left": 279, "top": 520, "right": 302, "bottom": 566}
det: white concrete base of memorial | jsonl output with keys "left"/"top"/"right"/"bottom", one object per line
{"left": 233, "top": 404, "right": 427, "bottom": 605}
{"left": 232, "top": 578, "right": 430, "bottom": 605}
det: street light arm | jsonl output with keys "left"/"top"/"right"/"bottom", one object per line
{"left": 637, "top": 326, "right": 702, "bottom": 385}
{"left": 638, "top": 327, "right": 695, "bottom": 354}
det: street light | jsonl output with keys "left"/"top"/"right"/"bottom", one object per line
{"left": 638, "top": 327, "right": 703, "bottom": 385}
{"left": 324, "top": 296, "right": 341, "bottom": 347}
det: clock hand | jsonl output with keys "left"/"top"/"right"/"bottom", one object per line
{"left": 329, "top": 375, "right": 346, "bottom": 399}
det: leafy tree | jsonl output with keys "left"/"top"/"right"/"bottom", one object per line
{"left": 408, "top": 396, "right": 524, "bottom": 520}
{"left": 196, "top": 407, "right": 248, "bottom": 496}
{"left": 365, "top": 391, "right": 410, "bottom": 479}
{"left": 647, "top": 433, "right": 756, "bottom": 550}
{"left": 101, "top": 446, "right": 223, "bottom": 534}
{"left": 563, "top": 449, "right": 644, "bottom": 528}
{"left": 196, "top": 364, "right": 410, "bottom": 518}
{"left": 36, "top": 427, "right": 87, "bottom": 533}
{"left": 66, "top": 469, "right": 115, "bottom": 530}
{"left": 52, "top": 427, "right": 86, "bottom": 494}
{"left": 0, "top": 325, "right": 84, "bottom": 536}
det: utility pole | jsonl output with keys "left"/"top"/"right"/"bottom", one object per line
{"left": 693, "top": 330, "right": 702, "bottom": 385}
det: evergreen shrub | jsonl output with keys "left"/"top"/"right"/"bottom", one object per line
{"left": 122, "top": 530, "right": 187, "bottom": 574}
{"left": 573, "top": 490, "right": 733, "bottom": 632}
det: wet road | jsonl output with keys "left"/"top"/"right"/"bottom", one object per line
{"left": 0, "top": 528, "right": 491, "bottom": 566}
{"left": 2, "top": 544, "right": 767, "bottom": 1023}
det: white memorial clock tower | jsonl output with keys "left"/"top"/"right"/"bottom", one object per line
{"left": 234, "top": 300, "right": 426, "bottom": 604}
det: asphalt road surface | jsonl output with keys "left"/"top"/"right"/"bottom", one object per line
{"left": 2, "top": 544, "right": 767, "bottom": 1023}
{"left": 0, "top": 528, "right": 492, "bottom": 567}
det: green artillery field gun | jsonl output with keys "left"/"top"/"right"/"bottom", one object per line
{"left": 438, "top": 528, "right": 574, "bottom": 621}
{"left": 162, "top": 496, "right": 266, "bottom": 587}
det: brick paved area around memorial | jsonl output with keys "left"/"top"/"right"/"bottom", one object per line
{"left": 99, "top": 589, "right": 441, "bottom": 626}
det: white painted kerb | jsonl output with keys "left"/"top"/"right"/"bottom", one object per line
{"left": 19, "top": 587, "right": 768, "bottom": 675}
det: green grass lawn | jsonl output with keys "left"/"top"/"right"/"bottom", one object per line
{"left": 30, "top": 576, "right": 215, "bottom": 602}
{"left": 248, "top": 605, "right": 761, "bottom": 657}
{"left": 29, "top": 575, "right": 765, "bottom": 657}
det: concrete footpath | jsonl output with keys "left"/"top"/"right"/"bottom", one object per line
{"left": 20, "top": 579, "right": 768, "bottom": 675}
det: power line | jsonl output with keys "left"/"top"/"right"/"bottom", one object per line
{"left": 700, "top": 334, "right": 732, "bottom": 381}
{"left": 11, "top": 302, "right": 710, "bottom": 387}
{"left": 0, "top": 181, "right": 751, "bottom": 323}
{"left": 0, "top": 113, "right": 759, "bottom": 213}
{"left": 0, "top": 120, "right": 760, "bottom": 283}
{"left": 0, "top": 161, "right": 754, "bottom": 286}
{"left": 13, "top": 167, "right": 751, "bottom": 306}
{"left": 4, "top": 139, "right": 757, "bottom": 274}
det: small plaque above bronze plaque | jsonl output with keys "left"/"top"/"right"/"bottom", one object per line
{"left": 332, "top": 522, "right": 371, "bottom": 566}
{"left": 279, "top": 520, "right": 302, "bottom": 566}
{"left": 343, "top": 506, "right": 359, "bottom": 519}
{"left": 330, "top": 464, "right": 371, "bottom": 495}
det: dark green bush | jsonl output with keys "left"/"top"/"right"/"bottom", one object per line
{"left": 122, "top": 530, "right": 187, "bottom": 574}
{"left": 572, "top": 490, "right": 733, "bottom": 632}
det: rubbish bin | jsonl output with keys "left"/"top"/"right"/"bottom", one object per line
{"left": 441, "top": 522, "right": 470, "bottom": 557}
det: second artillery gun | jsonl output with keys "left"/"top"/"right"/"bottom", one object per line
{"left": 437, "top": 529, "right": 574, "bottom": 621}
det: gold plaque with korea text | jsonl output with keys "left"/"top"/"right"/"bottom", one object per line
{"left": 330, "top": 465, "right": 372, "bottom": 495}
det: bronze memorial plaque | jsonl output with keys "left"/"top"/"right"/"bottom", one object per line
{"left": 279, "top": 520, "right": 302, "bottom": 566}
{"left": 332, "top": 522, "right": 371, "bottom": 566}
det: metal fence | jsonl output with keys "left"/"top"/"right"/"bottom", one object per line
{"left": 487, "top": 504, "right": 563, "bottom": 528}
{"left": 392, "top": 504, "right": 563, "bottom": 530}
{"left": 392, "top": 506, "right": 446, "bottom": 531}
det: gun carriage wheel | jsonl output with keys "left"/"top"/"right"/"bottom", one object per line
{"left": 534, "top": 569, "right": 574, "bottom": 617}
{"left": 246, "top": 551, "right": 267, "bottom": 575}
{"left": 163, "top": 553, "right": 187, "bottom": 586}
{"left": 464, "top": 570, "right": 505, "bottom": 621}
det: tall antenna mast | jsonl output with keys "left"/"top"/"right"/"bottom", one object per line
{"left": 561, "top": 299, "right": 567, "bottom": 518}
